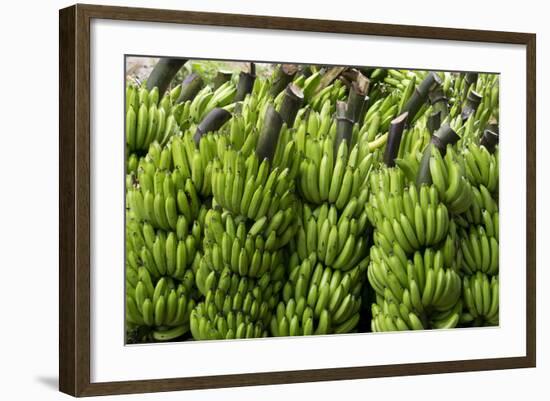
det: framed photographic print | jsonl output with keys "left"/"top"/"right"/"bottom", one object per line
{"left": 59, "top": 3, "right": 536, "bottom": 397}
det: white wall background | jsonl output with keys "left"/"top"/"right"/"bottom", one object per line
{"left": 0, "top": 0, "right": 545, "bottom": 400}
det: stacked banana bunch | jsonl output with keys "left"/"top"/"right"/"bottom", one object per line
{"left": 366, "top": 168, "right": 464, "bottom": 330}
{"left": 190, "top": 81, "right": 300, "bottom": 340}
{"left": 365, "top": 69, "right": 499, "bottom": 332}
{"left": 271, "top": 86, "right": 374, "bottom": 336}
{"left": 125, "top": 59, "right": 500, "bottom": 342}
{"left": 125, "top": 77, "right": 241, "bottom": 342}
{"left": 456, "top": 144, "right": 499, "bottom": 326}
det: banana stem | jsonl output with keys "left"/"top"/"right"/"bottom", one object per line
{"left": 146, "top": 58, "right": 187, "bottom": 96}
{"left": 256, "top": 104, "right": 283, "bottom": 162}
{"left": 465, "top": 72, "right": 478, "bottom": 88}
{"left": 429, "top": 85, "right": 448, "bottom": 121}
{"left": 194, "top": 108, "right": 232, "bottom": 144}
{"left": 346, "top": 71, "right": 370, "bottom": 123}
{"left": 235, "top": 63, "right": 256, "bottom": 102}
{"left": 383, "top": 112, "right": 408, "bottom": 167}
{"left": 416, "top": 123, "right": 460, "bottom": 185}
{"left": 402, "top": 72, "right": 442, "bottom": 124}
{"left": 212, "top": 70, "right": 233, "bottom": 90}
{"left": 427, "top": 110, "right": 442, "bottom": 134}
{"left": 480, "top": 129, "right": 499, "bottom": 153}
{"left": 461, "top": 89, "right": 482, "bottom": 121}
{"left": 278, "top": 83, "right": 304, "bottom": 128}
{"left": 269, "top": 64, "right": 298, "bottom": 97}
{"left": 299, "top": 65, "right": 313, "bottom": 78}
{"left": 335, "top": 101, "right": 354, "bottom": 152}
{"left": 177, "top": 73, "right": 203, "bottom": 103}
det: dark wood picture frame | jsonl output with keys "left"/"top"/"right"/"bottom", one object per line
{"left": 59, "top": 3, "right": 536, "bottom": 397}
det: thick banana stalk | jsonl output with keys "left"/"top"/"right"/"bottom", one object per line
{"left": 146, "top": 58, "right": 187, "bottom": 96}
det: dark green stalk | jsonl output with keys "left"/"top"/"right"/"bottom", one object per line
{"left": 465, "top": 72, "right": 478, "bottom": 88}
{"left": 194, "top": 108, "right": 231, "bottom": 144}
{"left": 256, "top": 104, "right": 283, "bottom": 162}
{"left": 269, "top": 64, "right": 298, "bottom": 97}
{"left": 299, "top": 65, "right": 313, "bottom": 78}
{"left": 480, "top": 129, "right": 499, "bottom": 153}
{"left": 176, "top": 73, "right": 203, "bottom": 103}
{"left": 212, "top": 70, "right": 233, "bottom": 90}
{"left": 335, "top": 101, "right": 354, "bottom": 153}
{"left": 427, "top": 110, "right": 442, "bottom": 134}
{"left": 416, "top": 123, "right": 460, "bottom": 185}
{"left": 234, "top": 72, "right": 256, "bottom": 102}
{"left": 487, "top": 122, "right": 499, "bottom": 134}
{"left": 429, "top": 85, "right": 448, "bottom": 121}
{"left": 278, "top": 83, "right": 304, "bottom": 128}
{"left": 346, "top": 72, "right": 370, "bottom": 123}
{"left": 146, "top": 58, "right": 187, "bottom": 96}
{"left": 401, "top": 72, "right": 442, "bottom": 124}
{"left": 383, "top": 112, "right": 408, "bottom": 167}
{"left": 461, "top": 89, "right": 483, "bottom": 121}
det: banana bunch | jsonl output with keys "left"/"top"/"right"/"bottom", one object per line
{"left": 371, "top": 296, "right": 425, "bottom": 331}
{"left": 201, "top": 209, "right": 287, "bottom": 276}
{"left": 366, "top": 161, "right": 464, "bottom": 332}
{"left": 371, "top": 295, "right": 463, "bottom": 331}
{"left": 211, "top": 149, "right": 297, "bottom": 237}
{"left": 135, "top": 131, "right": 219, "bottom": 200}
{"left": 477, "top": 209, "right": 499, "bottom": 241}
{"left": 126, "top": 215, "right": 142, "bottom": 291}
{"left": 127, "top": 153, "right": 139, "bottom": 174}
{"left": 462, "top": 143, "right": 499, "bottom": 194}
{"left": 383, "top": 69, "right": 428, "bottom": 92}
{"left": 126, "top": 85, "right": 182, "bottom": 155}
{"left": 127, "top": 165, "right": 203, "bottom": 231}
{"left": 297, "top": 136, "right": 373, "bottom": 208}
{"left": 270, "top": 299, "right": 335, "bottom": 336}
{"left": 272, "top": 252, "right": 367, "bottom": 336}
{"left": 170, "top": 133, "right": 219, "bottom": 197}
{"left": 126, "top": 219, "right": 201, "bottom": 280}
{"left": 451, "top": 74, "right": 499, "bottom": 135}
{"left": 295, "top": 70, "right": 320, "bottom": 102}
{"left": 195, "top": 259, "right": 285, "bottom": 303}
{"left": 396, "top": 125, "right": 431, "bottom": 161}
{"left": 359, "top": 87, "right": 401, "bottom": 138}
{"left": 459, "top": 225, "right": 499, "bottom": 275}
{"left": 427, "top": 145, "right": 475, "bottom": 214}
{"left": 126, "top": 271, "right": 197, "bottom": 341}
{"left": 308, "top": 78, "right": 346, "bottom": 111}
{"left": 193, "top": 81, "right": 237, "bottom": 122}
{"left": 192, "top": 207, "right": 287, "bottom": 340}
{"left": 226, "top": 114, "right": 256, "bottom": 155}
{"left": 368, "top": 243, "right": 462, "bottom": 330}
{"left": 239, "top": 78, "right": 271, "bottom": 129}
{"left": 368, "top": 165, "right": 407, "bottom": 195}
{"left": 454, "top": 149, "right": 499, "bottom": 326}
{"left": 294, "top": 103, "right": 337, "bottom": 146}
{"left": 451, "top": 74, "right": 499, "bottom": 136}
{"left": 191, "top": 261, "right": 281, "bottom": 340}
{"left": 174, "top": 80, "right": 237, "bottom": 132}
{"left": 459, "top": 185, "right": 499, "bottom": 226}
{"left": 190, "top": 300, "right": 268, "bottom": 340}
{"left": 367, "top": 184, "right": 451, "bottom": 253}
{"left": 461, "top": 272, "right": 499, "bottom": 326}
{"left": 293, "top": 202, "right": 370, "bottom": 271}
